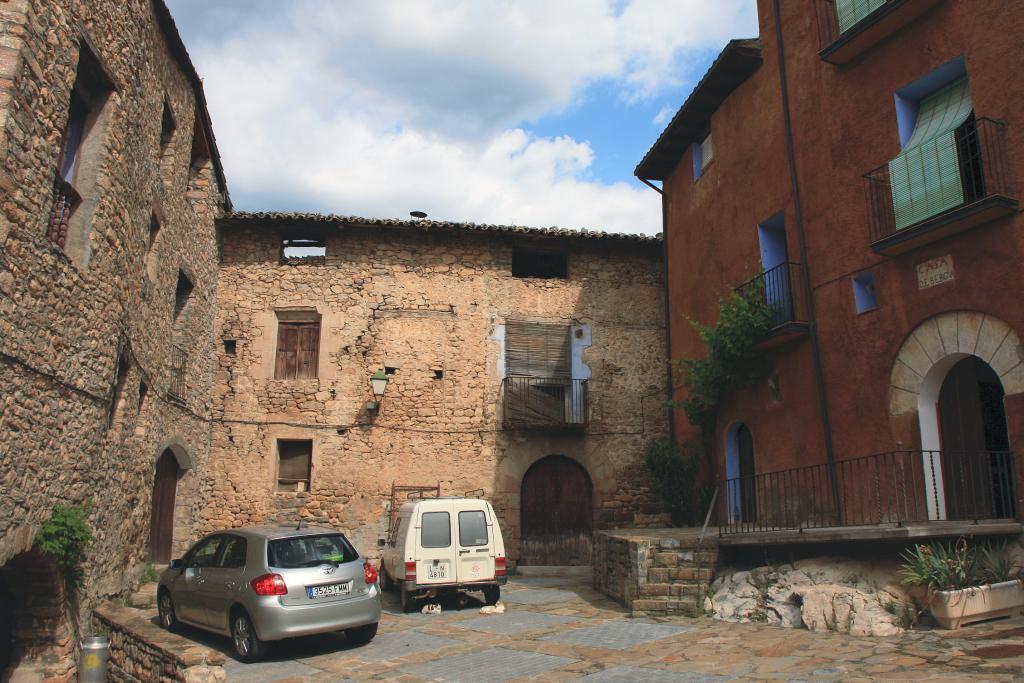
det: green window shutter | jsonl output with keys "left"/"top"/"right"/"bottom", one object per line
{"left": 888, "top": 77, "right": 973, "bottom": 231}
{"left": 836, "top": 0, "right": 886, "bottom": 34}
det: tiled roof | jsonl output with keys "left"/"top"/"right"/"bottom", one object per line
{"left": 635, "top": 38, "right": 762, "bottom": 182}
{"left": 220, "top": 211, "right": 662, "bottom": 244}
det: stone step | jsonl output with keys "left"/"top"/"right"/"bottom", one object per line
{"left": 638, "top": 582, "right": 706, "bottom": 598}
{"left": 651, "top": 550, "right": 718, "bottom": 567}
{"left": 127, "top": 582, "right": 158, "bottom": 609}
{"left": 631, "top": 597, "right": 700, "bottom": 617}
{"left": 646, "top": 567, "right": 714, "bottom": 583}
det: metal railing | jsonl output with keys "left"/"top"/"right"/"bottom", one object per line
{"left": 47, "top": 179, "right": 80, "bottom": 248}
{"left": 720, "top": 450, "right": 1016, "bottom": 535}
{"left": 168, "top": 345, "right": 187, "bottom": 403}
{"left": 502, "top": 376, "right": 588, "bottom": 428}
{"left": 734, "top": 262, "right": 807, "bottom": 330}
{"left": 865, "top": 117, "right": 1013, "bottom": 244}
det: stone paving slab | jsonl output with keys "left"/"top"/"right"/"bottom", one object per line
{"left": 346, "top": 630, "right": 464, "bottom": 662}
{"left": 498, "top": 588, "right": 579, "bottom": 605}
{"left": 541, "top": 622, "right": 692, "bottom": 650}
{"left": 450, "top": 612, "right": 579, "bottom": 636}
{"left": 509, "top": 577, "right": 573, "bottom": 587}
{"left": 223, "top": 658, "right": 324, "bottom": 683}
{"left": 578, "top": 666, "right": 731, "bottom": 682}
{"left": 399, "top": 646, "right": 577, "bottom": 682}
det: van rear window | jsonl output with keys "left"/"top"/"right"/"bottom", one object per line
{"left": 458, "top": 511, "right": 488, "bottom": 546}
{"left": 421, "top": 512, "right": 451, "bottom": 548}
{"left": 267, "top": 534, "right": 358, "bottom": 568}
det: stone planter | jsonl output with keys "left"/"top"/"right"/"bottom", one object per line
{"left": 929, "top": 580, "right": 1024, "bottom": 629}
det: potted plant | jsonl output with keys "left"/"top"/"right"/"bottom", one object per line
{"left": 900, "top": 538, "right": 1024, "bottom": 629}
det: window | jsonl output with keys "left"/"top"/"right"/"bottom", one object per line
{"left": 420, "top": 512, "right": 451, "bottom": 548}
{"left": 48, "top": 39, "right": 114, "bottom": 264}
{"left": 505, "top": 321, "right": 571, "bottom": 378}
{"left": 145, "top": 212, "right": 161, "bottom": 281}
{"left": 277, "top": 440, "right": 312, "bottom": 492}
{"left": 189, "top": 109, "right": 211, "bottom": 180}
{"left": 267, "top": 534, "right": 357, "bottom": 568}
{"left": 458, "top": 511, "right": 488, "bottom": 547}
{"left": 160, "top": 99, "right": 176, "bottom": 151}
{"left": 217, "top": 536, "right": 247, "bottom": 569}
{"left": 692, "top": 132, "right": 713, "bottom": 180}
{"left": 173, "top": 270, "right": 193, "bottom": 324}
{"left": 512, "top": 249, "right": 567, "bottom": 279}
{"left": 281, "top": 237, "right": 326, "bottom": 261}
{"left": 852, "top": 272, "right": 878, "bottom": 313}
{"left": 107, "top": 352, "right": 130, "bottom": 428}
{"left": 274, "top": 311, "right": 321, "bottom": 379}
{"left": 836, "top": 0, "right": 885, "bottom": 34}
{"left": 186, "top": 536, "right": 223, "bottom": 568}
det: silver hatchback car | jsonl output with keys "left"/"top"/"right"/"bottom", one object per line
{"left": 157, "top": 525, "right": 381, "bottom": 661}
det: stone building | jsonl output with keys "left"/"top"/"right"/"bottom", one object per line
{"left": 637, "top": 0, "right": 1024, "bottom": 547}
{"left": 0, "top": 0, "right": 228, "bottom": 678}
{"left": 205, "top": 213, "right": 669, "bottom": 565}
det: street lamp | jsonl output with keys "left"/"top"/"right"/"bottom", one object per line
{"left": 367, "top": 369, "right": 390, "bottom": 412}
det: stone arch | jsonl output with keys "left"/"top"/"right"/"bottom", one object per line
{"left": 156, "top": 436, "right": 194, "bottom": 471}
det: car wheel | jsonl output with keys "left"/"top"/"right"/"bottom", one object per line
{"left": 157, "top": 590, "right": 179, "bottom": 632}
{"left": 345, "top": 622, "right": 378, "bottom": 645}
{"left": 400, "top": 582, "right": 418, "bottom": 613}
{"left": 482, "top": 585, "right": 500, "bottom": 606}
{"left": 230, "top": 610, "right": 268, "bottom": 663}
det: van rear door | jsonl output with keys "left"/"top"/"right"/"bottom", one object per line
{"left": 415, "top": 502, "right": 456, "bottom": 585}
{"left": 455, "top": 506, "right": 494, "bottom": 583}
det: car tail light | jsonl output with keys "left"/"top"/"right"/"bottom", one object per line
{"left": 404, "top": 561, "right": 417, "bottom": 581}
{"left": 495, "top": 556, "right": 506, "bottom": 577}
{"left": 363, "top": 562, "right": 378, "bottom": 584}
{"left": 250, "top": 573, "right": 288, "bottom": 596}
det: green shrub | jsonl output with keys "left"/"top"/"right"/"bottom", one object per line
{"left": 140, "top": 562, "right": 160, "bottom": 585}
{"left": 899, "top": 537, "right": 1020, "bottom": 592}
{"left": 644, "top": 439, "right": 707, "bottom": 526}
{"left": 670, "top": 288, "right": 775, "bottom": 426}
{"left": 34, "top": 506, "right": 93, "bottom": 588}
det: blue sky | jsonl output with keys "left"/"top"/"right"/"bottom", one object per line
{"left": 166, "top": 1, "right": 758, "bottom": 234}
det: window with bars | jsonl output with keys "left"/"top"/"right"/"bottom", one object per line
{"left": 277, "top": 440, "right": 312, "bottom": 492}
{"left": 274, "top": 311, "right": 321, "bottom": 379}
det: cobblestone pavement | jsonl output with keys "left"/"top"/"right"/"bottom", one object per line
{"left": 209, "top": 575, "right": 1024, "bottom": 682}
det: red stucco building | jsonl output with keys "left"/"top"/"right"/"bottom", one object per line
{"left": 638, "top": 0, "right": 1024, "bottom": 544}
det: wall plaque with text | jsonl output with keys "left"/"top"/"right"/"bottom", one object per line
{"left": 917, "top": 255, "right": 954, "bottom": 290}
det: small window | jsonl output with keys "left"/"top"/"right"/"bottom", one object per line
{"left": 223, "top": 339, "right": 237, "bottom": 355}
{"left": 852, "top": 272, "right": 878, "bottom": 313}
{"left": 108, "top": 352, "right": 130, "bottom": 428}
{"left": 512, "top": 249, "right": 567, "bottom": 279}
{"left": 160, "top": 99, "right": 176, "bottom": 151}
{"left": 189, "top": 110, "right": 211, "bottom": 179}
{"left": 138, "top": 381, "right": 148, "bottom": 411}
{"left": 420, "top": 511, "right": 451, "bottom": 548}
{"left": 277, "top": 440, "right": 312, "bottom": 492}
{"left": 458, "top": 511, "right": 488, "bottom": 547}
{"left": 275, "top": 311, "right": 321, "bottom": 380}
{"left": 217, "top": 536, "right": 247, "bottom": 569}
{"left": 281, "top": 237, "right": 326, "bottom": 260}
{"left": 173, "top": 270, "right": 193, "bottom": 323}
{"left": 692, "top": 132, "right": 713, "bottom": 181}
{"left": 145, "top": 213, "right": 160, "bottom": 281}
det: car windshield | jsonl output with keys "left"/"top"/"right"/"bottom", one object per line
{"left": 267, "top": 534, "right": 358, "bottom": 568}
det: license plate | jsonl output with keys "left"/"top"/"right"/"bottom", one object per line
{"left": 427, "top": 564, "right": 448, "bottom": 579}
{"left": 306, "top": 581, "right": 351, "bottom": 599}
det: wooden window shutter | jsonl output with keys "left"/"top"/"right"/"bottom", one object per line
{"left": 275, "top": 322, "right": 320, "bottom": 379}
{"left": 275, "top": 324, "right": 299, "bottom": 379}
{"left": 506, "top": 321, "right": 571, "bottom": 377}
{"left": 297, "top": 323, "right": 320, "bottom": 379}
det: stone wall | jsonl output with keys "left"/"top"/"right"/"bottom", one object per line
{"left": 0, "top": 0, "right": 225, "bottom": 659}
{"left": 206, "top": 219, "right": 669, "bottom": 560}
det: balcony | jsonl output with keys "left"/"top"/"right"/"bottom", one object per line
{"left": 168, "top": 345, "right": 187, "bottom": 404}
{"left": 865, "top": 118, "right": 1017, "bottom": 255}
{"left": 719, "top": 450, "right": 1020, "bottom": 544}
{"left": 816, "top": 0, "right": 945, "bottom": 65}
{"left": 502, "top": 376, "right": 588, "bottom": 430}
{"left": 734, "top": 262, "right": 809, "bottom": 349}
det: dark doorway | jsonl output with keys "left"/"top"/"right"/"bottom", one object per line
{"left": 519, "top": 456, "right": 592, "bottom": 565}
{"left": 149, "top": 449, "right": 180, "bottom": 563}
{"left": 737, "top": 424, "right": 757, "bottom": 523}
{"left": 938, "top": 356, "right": 1013, "bottom": 518}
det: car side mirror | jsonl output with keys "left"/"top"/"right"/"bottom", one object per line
{"left": 168, "top": 558, "right": 184, "bottom": 570}
{"left": 377, "top": 538, "right": 386, "bottom": 547}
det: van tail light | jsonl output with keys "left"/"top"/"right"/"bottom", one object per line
{"left": 250, "top": 573, "right": 288, "bottom": 596}
{"left": 495, "top": 556, "right": 507, "bottom": 577}
{"left": 404, "top": 561, "right": 417, "bottom": 581}
{"left": 363, "top": 562, "right": 378, "bottom": 585}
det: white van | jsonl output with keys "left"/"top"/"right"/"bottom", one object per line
{"left": 380, "top": 497, "right": 507, "bottom": 612}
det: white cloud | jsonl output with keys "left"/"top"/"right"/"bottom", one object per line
{"left": 653, "top": 105, "right": 675, "bottom": 126}
{"left": 172, "top": 0, "right": 759, "bottom": 234}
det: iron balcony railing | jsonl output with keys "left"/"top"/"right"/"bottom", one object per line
{"left": 734, "top": 262, "right": 807, "bottom": 330}
{"left": 719, "top": 450, "right": 1017, "bottom": 536}
{"left": 865, "top": 117, "right": 1014, "bottom": 244}
{"left": 168, "top": 345, "right": 187, "bottom": 403}
{"left": 502, "top": 376, "right": 588, "bottom": 429}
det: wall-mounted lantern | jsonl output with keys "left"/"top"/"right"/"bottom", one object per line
{"left": 367, "top": 369, "right": 390, "bottom": 412}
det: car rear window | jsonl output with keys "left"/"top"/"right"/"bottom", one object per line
{"left": 420, "top": 512, "right": 451, "bottom": 548}
{"left": 458, "top": 510, "right": 488, "bottom": 546}
{"left": 267, "top": 534, "right": 358, "bottom": 569}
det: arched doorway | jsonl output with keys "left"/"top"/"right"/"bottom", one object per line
{"left": 519, "top": 456, "right": 592, "bottom": 566}
{"left": 938, "top": 356, "right": 1013, "bottom": 518}
{"left": 149, "top": 449, "right": 181, "bottom": 563}
{"left": 725, "top": 423, "right": 757, "bottom": 524}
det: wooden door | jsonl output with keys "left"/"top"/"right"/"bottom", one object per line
{"left": 519, "top": 456, "right": 592, "bottom": 566}
{"left": 149, "top": 450, "right": 179, "bottom": 563}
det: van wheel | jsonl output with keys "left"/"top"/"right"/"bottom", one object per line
{"left": 345, "top": 622, "right": 378, "bottom": 645}
{"left": 400, "top": 582, "right": 418, "bottom": 613}
{"left": 483, "top": 586, "right": 500, "bottom": 606}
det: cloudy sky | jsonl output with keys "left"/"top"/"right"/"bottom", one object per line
{"left": 165, "top": 1, "right": 759, "bottom": 235}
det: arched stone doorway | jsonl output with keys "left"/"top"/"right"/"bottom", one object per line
{"left": 889, "top": 311, "right": 1021, "bottom": 520}
{"left": 150, "top": 448, "right": 182, "bottom": 563}
{"left": 725, "top": 423, "right": 757, "bottom": 524}
{"left": 519, "top": 455, "right": 592, "bottom": 566}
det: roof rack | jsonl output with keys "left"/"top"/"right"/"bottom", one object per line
{"left": 388, "top": 482, "right": 441, "bottom": 535}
